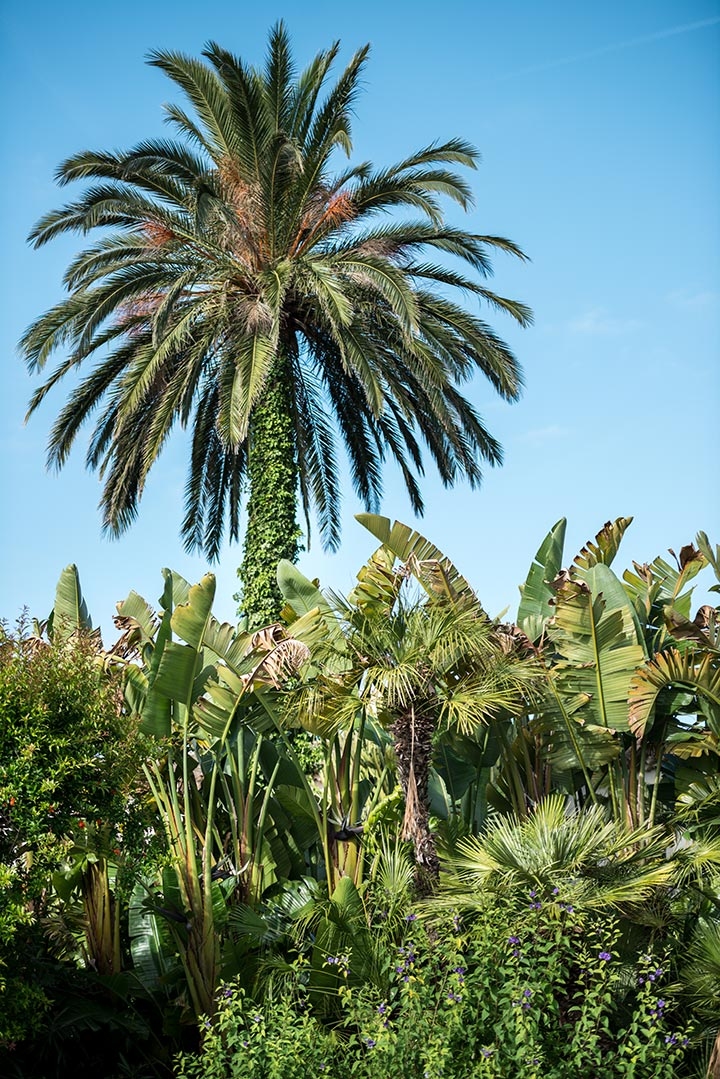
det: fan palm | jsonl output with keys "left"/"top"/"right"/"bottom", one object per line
{"left": 21, "top": 23, "right": 531, "bottom": 626}
{"left": 291, "top": 526, "right": 541, "bottom": 893}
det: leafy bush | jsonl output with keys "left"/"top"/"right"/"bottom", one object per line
{"left": 176, "top": 898, "right": 690, "bottom": 1078}
{"left": 0, "top": 626, "right": 147, "bottom": 1056}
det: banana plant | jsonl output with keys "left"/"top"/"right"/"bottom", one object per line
{"left": 516, "top": 518, "right": 719, "bottom": 828}
{"left": 114, "top": 569, "right": 320, "bottom": 1018}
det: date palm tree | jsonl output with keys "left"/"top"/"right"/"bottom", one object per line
{"left": 21, "top": 23, "right": 530, "bottom": 626}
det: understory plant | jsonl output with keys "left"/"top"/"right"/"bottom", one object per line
{"left": 176, "top": 899, "right": 691, "bottom": 1079}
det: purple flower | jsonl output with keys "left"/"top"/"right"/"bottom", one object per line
{"left": 522, "top": 1002, "right": 531, "bottom": 1010}
{"left": 223, "top": 988, "right": 233, "bottom": 998}
{"left": 326, "top": 955, "right": 339, "bottom": 965}
{"left": 378, "top": 1003, "right": 387, "bottom": 1015}
{"left": 530, "top": 902, "right": 542, "bottom": 911}
{"left": 529, "top": 889, "right": 537, "bottom": 898}
{"left": 242, "top": 1040, "right": 249, "bottom": 1048}
{"left": 598, "top": 951, "right": 612, "bottom": 962}
{"left": 665, "top": 1034, "right": 678, "bottom": 1046}
{"left": 481, "top": 1048, "right": 493, "bottom": 1058}
{"left": 447, "top": 991, "right": 462, "bottom": 1003}
{"left": 204, "top": 1021, "right": 211, "bottom": 1030}
{"left": 508, "top": 935, "right": 520, "bottom": 944}
{"left": 552, "top": 886, "right": 560, "bottom": 895}
{"left": 364, "top": 1038, "right": 376, "bottom": 1049}
{"left": 453, "top": 914, "right": 461, "bottom": 933}
{"left": 405, "top": 913, "right": 417, "bottom": 922}
{"left": 252, "top": 1014, "right": 262, "bottom": 1024}
{"left": 512, "top": 949, "right": 520, "bottom": 957}
{"left": 454, "top": 966, "right": 466, "bottom": 976}
{"left": 657, "top": 999, "right": 666, "bottom": 1010}
{"left": 523, "top": 988, "right": 532, "bottom": 998}
{"left": 638, "top": 976, "right": 645, "bottom": 985}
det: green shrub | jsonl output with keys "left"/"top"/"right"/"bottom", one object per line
{"left": 0, "top": 626, "right": 146, "bottom": 1054}
{"left": 176, "top": 896, "right": 690, "bottom": 1078}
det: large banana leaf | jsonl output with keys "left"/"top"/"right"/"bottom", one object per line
{"left": 517, "top": 518, "right": 566, "bottom": 642}
{"left": 128, "top": 880, "right": 180, "bottom": 994}
{"left": 572, "top": 517, "right": 633, "bottom": 571}
{"left": 549, "top": 564, "right": 645, "bottom": 732}
{"left": 356, "top": 513, "right": 480, "bottom": 608}
{"left": 628, "top": 648, "right": 720, "bottom": 739}
{"left": 48, "top": 563, "right": 94, "bottom": 644}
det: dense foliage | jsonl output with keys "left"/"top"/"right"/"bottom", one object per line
{"left": 1, "top": 515, "right": 719, "bottom": 1077}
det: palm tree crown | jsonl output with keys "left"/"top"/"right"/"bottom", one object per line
{"left": 21, "top": 24, "right": 531, "bottom": 624}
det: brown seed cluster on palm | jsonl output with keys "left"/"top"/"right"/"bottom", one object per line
{"left": 21, "top": 23, "right": 531, "bottom": 572}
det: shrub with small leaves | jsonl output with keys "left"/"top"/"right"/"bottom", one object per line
{"left": 175, "top": 895, "right": 691, "bottom": 1078}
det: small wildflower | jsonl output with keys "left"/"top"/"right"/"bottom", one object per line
{"left": 447, "top": 991, "right": 462, "bottom": 1003}
{"left": 364, "top": 1038, "right": 376, "bottom": 1049}
{"left": 481, "top": 1048, "right": 493, "bottom": 1058}
{"left": 530, "top": 902, "right": 542, "bottom": 911}
{"left": 453, "top": 914, "right": 461, "bottom": 933}
{"left": 657, "top": 999, "right": 666, "bottom": 1010}
{"left": 522, "top": 1002, "right": 531, "bottom": 1011}
{"left": 405, "top": 913, "right": 417, "bottom": 922}
{"left": 512, "top": 949, "right": 520, "bottom": 957}
{"left": 552, "top": 886, "right": 560, "bottom": 895}
{"left": 529, "top": 889, "right": 537, "bottom": 898}
{"left": 453, "top": 966, "right": 466, "bottom": 976}
{"left": 655, "top": 968, "right": 664, "bottom": 978}
{"left": 523, "top": 988, "right": 532, "bottom": 998}
{"left": 598, "top": 951, "right": 612, "bottom": 962}
{"left": 377, "top": 1003, "right": 387, "bottom": 1015}
{"left": 326, "top": 955, "right": 339, "bottom": 965}
{"left": 508, "top": 936, "right": 520, "bottom": 944}
{"left": 223, "top": 988, "right": 233, "bottom": 998}
{"left": 252, "top": 1014, "right": 262, "bottom": 1024}
{"left": 638, "top": 976, "right": 645, "bottom": 985}
{"left": 204, "top": 1021, "right": 211, "bottom": 1030}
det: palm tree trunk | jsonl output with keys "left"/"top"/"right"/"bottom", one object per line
{"left": 392, "top": 703, "right": 440, "bottom": 895}
{"left": 237, "top": 353, "right": 299, "bottom": 628}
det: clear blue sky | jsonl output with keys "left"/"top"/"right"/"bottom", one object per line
{"left": 1, "top": 0, "right": 718, "bottom": 640}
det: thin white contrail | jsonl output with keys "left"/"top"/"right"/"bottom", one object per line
{"left": 497, "top": 15, "right": 720, "bottom": 80}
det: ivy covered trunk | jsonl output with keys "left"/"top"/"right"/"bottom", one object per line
{"left": 392, "top": 702, "right": 440, "bottom": 895}
{"left": 237, "top": 354, "right": 299, "bottom": 629}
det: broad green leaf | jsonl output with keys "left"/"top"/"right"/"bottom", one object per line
{"left": 115, "top": 590, "right": 158, "bottom": 645}
{"left": 517, "top": 518, "right": 566, "bottom": 641}
{"left": 139, "top": 570, "right": 175, "bottom": 736}
{"left": 549, "top": 564, "right": 645, "bottom": 732}
{"left": 572, "top": 517, "right": 633, "bottom": 571}
{"left": 628, "top": 648, "right": 720, "bottom": 739}
{"left": 277, "top": 560, "right": 344, "bottom": 644}
{"left": 170, "top": 574, "right": 216, "bottom": 651}
{"left": 51, "top": 564, "right": 93, "bottom": 643}
{"left": 356, "top": 513, "right": 479, "bottom": 608}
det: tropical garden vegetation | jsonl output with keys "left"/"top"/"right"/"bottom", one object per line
{"left": 7, "top": 21, "right": 720, "bottom": 1079}
{"left": 1, "top": 514, "right": 719, "bottom": 1077}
